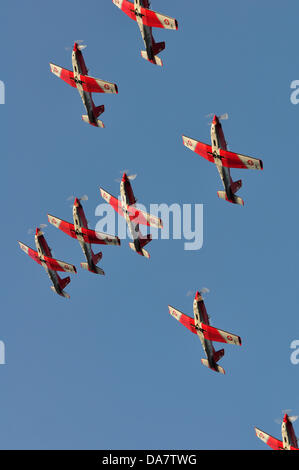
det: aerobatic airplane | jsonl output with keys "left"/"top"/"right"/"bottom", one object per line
{"left": 100, "top": 173, "right": 163, "bottom": 258}
{"left": 255, "top": 413, "right": 299, "bottom": 450}
{"left": 18, "top": 228, "right": 77, "bottom": 299}
{"left": 168, "top": 291, "right": 242, "bottom": 374}
{"left": 48, "top": 197, "right": 120, "bottom": 275}
{"left": 182, "top": 114, "right": 263, "bottom": 206}
{"left": 50, "top": 42, "right": 118, "bottom": 127}
{"left": 112, "top": 0, "right": 178, "bottom": 66}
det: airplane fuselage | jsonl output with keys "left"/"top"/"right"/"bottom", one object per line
{"left": 281, "top": 415, "right": 298, "bottom": 450}
{"left": 120, "top": 177, "right": 143, "bottom": 253}
{"left": 71, "top": 48, "right": 96, "bottom": 124}
{"left": 193, "top": 293, "right": 218, "bottom": 371}
{"left": 72, "top": 202, "right": 96, "bottom": 272}
{"left": 210, "top": 118, "right": 233, "bottom": 200}
{"left": 34, "top": 231, "right": 64, "bottom": 297}
{"left": 134, "top": 0, "right": 155, "bottom": 60}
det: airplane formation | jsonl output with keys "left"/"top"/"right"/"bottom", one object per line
{"left": 17, "top": 0, "right": 298, "bottom": 450}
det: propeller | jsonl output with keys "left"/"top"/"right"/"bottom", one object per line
{"left": 66, "top": 194, "right": 88, "bottom": 202}
{"left": 27, "top": 223, "right": 47, "bottom": 235}
{"left": 205, "top": 113, "right": 229, "bottom": 125}
{"left": 114, "top": 170, "right": 137, "bottom": 183}
{"left": 275, "top": 410, "right": 298, "bottom": 424}
{"left": 186, "top": 287, "right": 210, "bottom": 298}
{"left": 65, "top": 39, "right": 87, "bottom": 51}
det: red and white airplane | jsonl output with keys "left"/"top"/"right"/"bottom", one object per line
{"left": 168, "top": 291, "right": 242, "bottom": 374}
{"left": 50, "top": 42, "right": 118, "bottom": 128}
{"left": 47, "top": 198, "right": 120, "bottom": 275}
{"left": 18, "top": 228, "right": 77, "bottom": 299}
{"left": 100, "top": 173, "right": 163, "bottom": 258}
{"left": 182, "top": 115, "right": 263, "bottom": 206}
{"left": 112, "top": 0, "right": 178, "bottom": 66}
{"left": 255, "top": 413, "right": 299, "bottom": 450}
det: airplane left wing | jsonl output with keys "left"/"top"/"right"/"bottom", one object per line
{"left": 254, "top": 427, "right": 284, "bottom": 450}
{"left": 199, "top": 323, "right": 242, "bottom": 345}
{"left": 42, "top": 256, "right": 77, "bottom": 273}
{"left": 99, "top": 188, "right": 124, "bottom": 217}
{"left": 50, "top": 63, "right": 77, "bottom": 88}
{"left": 168, "top": 306, "right": 197, "bottom": 334}
{"left": 47, "top": 215, "right": 77, "bottom": 239}
{"left": 219, "top": 149, "right": 263, "bottom": 170}
{"left": 127, "top": 206, "right": 163, "bottom": 228}
{"left": 182, "top": 136, "right": 215, "bottom": 164}
{"left": 18, "top": 242, "right": 41, "bottom": 264}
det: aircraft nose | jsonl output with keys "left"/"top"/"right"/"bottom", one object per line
{"left": 73, "top": 42, "right": 78, "bottom": 52}
{"left": 195, "top": 291, "right": 201, "bottom": 301}
{"left": 283, "top": 414, "right": 288, "bottom": 422}
{"left": 74, "top": 197, "right": 80, "bottom": 207}
{"left": 212, "top": 115, "right": 219, "bottom": 125}
{"left": 35, "top": 227, "right": 40, "bottom": 236}
{"left": 122, "top": 173, "right": 127, "bottom": 182}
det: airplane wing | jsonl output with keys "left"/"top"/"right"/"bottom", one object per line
{"left": 127, "top": 206, "right": 163, "bottom": 228}
{"left": 48, "top": 214, "right": 120, "bottom": 245}
{"left": 219, "top": 149, "right": 263, "bottom": 170}
{"left": 99, "top": 188, "right": 124, "bottom": 217}
{"left": 112, "top": 1, "right": 178, "bottom": 30}
{"left": 182, "top": 136, "right": 215, "bottom": 163}
{"left": 18, "top": 241, "right": 41, "bottom": 265}
{"left": 50, "top": 63, "right": 118, "bottom": 94}
{"left": 42, "top": 256, "right": 77, "bottom": 273}
{"left": 199, "top": 323, "right": 242, "bottom": 345}
{"left": 254, "top": 427, "right": 284, "bottom": 450}
{"left": 50, "top": 63, "right": 77, "bottom": 88}
{"left": 168, "top": 306, "right": 197, "bottom": 334}
{"left": 47, "top": 215, "right": 77, "bottom": 239}
{"left": 79, "top": 227, "right": 120, "bottom": 246}
{"left": 18, "top": 241, "right": 76, "bottom": 273}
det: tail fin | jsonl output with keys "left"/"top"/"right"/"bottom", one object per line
{"left": 82, "top": 114, "right": 104, "bottom": 128}
{"left": 217, "top": 190, "right": 244, "bottom": 206}
{"left": 141, "top": 50, "right": 163, "bottom": 66}
{"left": 129, "top": 242, "right": 150, "bottom": 259}
{"left": 94, "top": 105, "right": 104, "bottom": 118}
{"left": 92, "top": 251, "right": 103, "bottom": 265}
{"left": 201, "top": 358, "right": 225, "bottom": 374}
{"left": 230, "top": 179, "right": 242, "bottom": 194}
{"left": 152, "top": 41, "right": 165, "bottom": 56}
{"left": 139, "top": 234, "right": 152, "bottom": 249}
{"left": 60, "top": 276, "right": 70, "bottom": 290}
{"left": 80, "top": 262, "right": 105, "bottom": 275}
{"left": 213, "top": 349, "right": 225, "bottom": 363}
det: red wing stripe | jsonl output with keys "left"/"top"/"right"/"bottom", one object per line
{"left": 18, "top": 242, "right": 41, "bottom": 265}
{"left": 219, "top": 149, "right": 263, "bottom": 170}
{"left": 182, "top": 136, "right": 215, "bottom": 163}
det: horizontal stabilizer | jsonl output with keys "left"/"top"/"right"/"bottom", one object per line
{"left": 82, "top": 115, "right": 105, "bottom": 128}
{"left": 50, "top": 285, "right": 70, "bottom": 299}
{"left": 141, "top": 50, "right": 163, "bottom": 66}
{"left": 81, "top": 262, "right": 105, "bottom": 275}
{"left": 201, "top": 358, "right": 225, "bottom": 374}
{"left": 217, "top": 191, "right": 244, "bottom": 206}
{"left": 129, "top": 242, "right": 150, "bottom": 259}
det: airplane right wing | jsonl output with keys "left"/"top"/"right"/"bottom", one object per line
{"left": 254, "top": 427, "right": 284, "bottom": 450}
{"left": 127, "top": 206, "right": 163, "bottom": 229}
{"left": 182, "top": 136, "right": 215, "bottom": 163}
{"left": 112, "top": 0, "right": 178, "bottom": 30}
{"left": 199, "top": 323, "right": 242, "bottom": 346}
{"left": 219, "top": 149, "right": 263, "bottom": 170}
{"left": 168, "top": 306, "right": 197, "bottom": 335}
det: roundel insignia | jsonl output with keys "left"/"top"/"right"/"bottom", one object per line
{"left": 247, "top": 159, "right": 254, "bottom": 166}
{"left": 104, "top": 84, "right": 110, "bottom": 90}
{"left": 227, "top": 335, "right": 233, "bottom": 341}
{"left": 164, "top": 18, "right": 170, "bottom": 25}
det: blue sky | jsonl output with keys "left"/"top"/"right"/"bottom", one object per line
{"left": 1, "top": 0, "right": 299, "bottom": 449}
